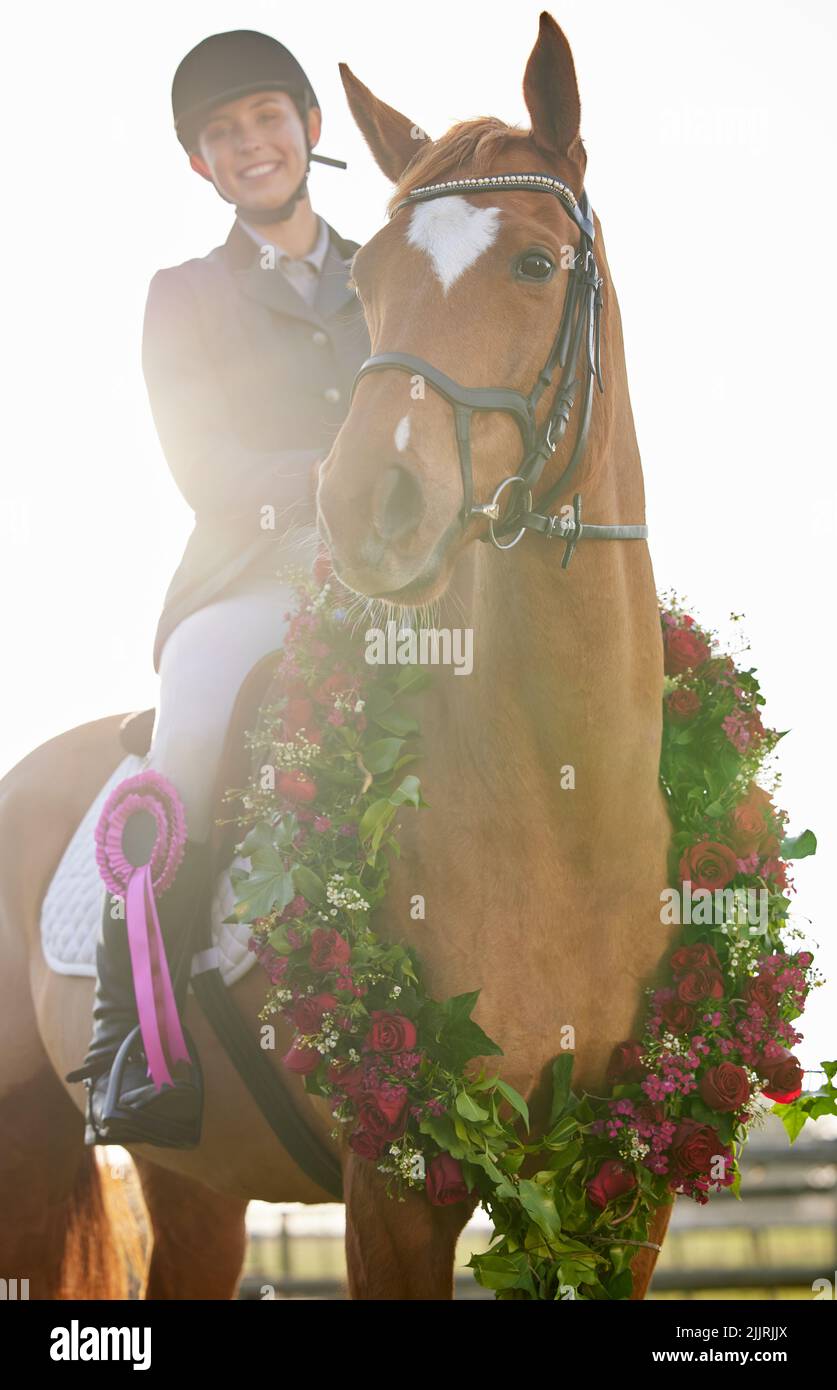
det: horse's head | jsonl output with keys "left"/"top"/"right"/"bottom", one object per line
{"left": 319, "top": 12, "right": 600, "bottom": 603}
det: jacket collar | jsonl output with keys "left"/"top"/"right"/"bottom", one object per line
{"left": 225, "top": 217, "right": 359, "bottom": 325}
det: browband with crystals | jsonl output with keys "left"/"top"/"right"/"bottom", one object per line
{"left": 390, "top": 172, "right": 595, "bottom": 239}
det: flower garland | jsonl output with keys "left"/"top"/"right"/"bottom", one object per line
{"left": 225, "top": 563, "right": 834, "bottom": 1300}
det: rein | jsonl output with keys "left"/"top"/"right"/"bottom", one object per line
{"left": 350, "top": 172, "right": 648, "bottom": 567}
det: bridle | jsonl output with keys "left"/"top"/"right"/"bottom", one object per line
{"left": 350, "top": 172, "right": 648, "bottom": 568}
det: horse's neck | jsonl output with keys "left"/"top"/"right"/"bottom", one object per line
{"left": 431, "top": 346, "right": 662, "bottom": 849}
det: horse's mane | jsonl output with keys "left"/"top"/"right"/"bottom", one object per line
{"left": 386, "top": 119, "right": 531, "bottom": 216}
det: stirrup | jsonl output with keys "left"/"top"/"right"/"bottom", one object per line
{"left": 86, "top": 1024, "right": 204, "bottom": 1149}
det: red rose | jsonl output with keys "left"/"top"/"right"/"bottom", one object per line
{"left": 309, "top": 927, "right": 351, "bottom": 973}
{"left": 290, "top": 992, "right": 338, "bottom": 1033}
{"left": 661, "top": 998, "right": 697, "bottom": 1032}
{"left": 348, "top": 1128, "right": 388, "bottom": 1160}
{"left": 729, "top": 784, "right": 778, "bottom": 856}
{"left": 670, "top": 943, "right": 721, "bottom": 975}
{"left": 327, "top": 1059, "right": 365, "bottom": 1100}
{"left": 282, "top": 1042, "right": 321, "bottom": 1075}
{"left": 757, "top": 1051, "right": 803, "bottom": 1102}
{"left": 358, "top": 1086, "right": 408, "bottom": 1140}
{"left": 679, "top": 841, "right": 739, "bottom": 891}
{"left": 745, "top": 975, "right": 779, "bottom": 1016}
{"left": 729, "top": 803, "right": 766, "bottom": 857}
{"left": 426, "top": 1153, "right": 469, "bottom": 1206}
{"left": 667, "top": 688, "right": 702, "bottom": 722}
{"left": 664, "top": 626, "right": 710, "bottom": 676}
{"left": 365, "top": 1011, "right": 418, "bottom": 1053}
{"left": 676, "top": 967, "right": 724, "bottom": 1003}
{"left": 278, "top": 770, "right": 318, "bottom": 804}
{"left": 669, "top": 1119, "right": 724, "bottom": 1181}
{"left": 606, "top": 1041, "right": 646, "bottom": 1084}
{"left": 699, "top": 1062, "right": 751, "bottom": 1113}
{"left": 586, "top": 1159, "right": 637, "bottom": 1210}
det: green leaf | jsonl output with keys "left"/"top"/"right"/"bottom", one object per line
{"left": 490, "top": 1078, "right": 530, "bottom": 1132}
{"left": 455, "top": 1091, "right": 490, "bottom": 1122}
{"left": 371, "top": 707, "right": 419, "bottom": 737}
{"left": 434, "top": 1017, "right": 504, "bottom": 1071}
{"left": 238, "top": 821, "right": 277, "bottom": 857}
{"left": 780, "top": 829, "right": 817, "bottom": 860}
{"left": 606, "top": 1269, "right": 634, "bottom": 1300}
{"left": 291, "top": 865, "right": 325, "bottom": 905}
{"left": 549, "top": 1053, "right": 575, "bottom": 1126}
{"left": 230, "top": 868, "right": 295, "bottom": 923}
{"left": 467, "top": 1151, "right": 505, "bottom": 1186}
{"left": 418, "top": 1114, "right": 467, "bottom": 1159}
{"left": 358, "top": 798, "right": 395, "bottom": 841}
{"left": 547, "top": 1139, "right": 583, "bottom": 1171}
{"left": 389, "top": 775, "right": 423, "bottom": 808}
{"left": 772, "top": 1101, "right": 809, "bottom": 1143}
{"left": 518, "top": 1178, "right": 562, "bottom": 1239}
{"left": 394, "top": 665, "right": 433, "bottom": 695}
{"left": 361, "top": 738, "right": 405, "bottom": 774}
{"left": 469, "top": 1252, "right": 535, "bottom": 1294}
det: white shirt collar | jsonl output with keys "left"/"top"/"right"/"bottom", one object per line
{"left": 237, "top": 213, "right": 331, "bottom": 271}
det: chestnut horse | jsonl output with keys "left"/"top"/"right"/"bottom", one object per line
{"left": 0, "top": 13, "right": 674, "bottom": 1300}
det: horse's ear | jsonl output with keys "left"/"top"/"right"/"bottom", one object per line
{"left": 339, "top": 62, "right": 427, "bottom": 182}
{"left": 523, "top": 12, "right": 586, "bottom": 175}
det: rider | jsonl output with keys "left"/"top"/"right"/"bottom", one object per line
{"left": 66, "top": 29, "right": 370, "bottom": 1148}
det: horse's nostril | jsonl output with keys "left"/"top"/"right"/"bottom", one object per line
{"left": 373, "top": 465, "right": 424, "bottom": 542}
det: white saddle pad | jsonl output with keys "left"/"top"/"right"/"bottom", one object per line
{"left": 40, "top": 755, "right": 257, "bottom": 989}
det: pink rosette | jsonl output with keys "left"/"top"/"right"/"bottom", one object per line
{"left": 94, "top": 770, "right": 189, "bottom": 1091}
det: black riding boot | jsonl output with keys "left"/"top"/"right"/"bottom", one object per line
{"left": 65, "top": 837, "right": 211, "bottom": 1148}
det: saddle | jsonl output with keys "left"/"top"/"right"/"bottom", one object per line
{"left": 119, "top": 653, "right": 343, "bottom": 1200}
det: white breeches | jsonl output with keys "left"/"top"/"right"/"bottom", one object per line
{"left": 145, "top": 571, "right": 303, "bottom": 843}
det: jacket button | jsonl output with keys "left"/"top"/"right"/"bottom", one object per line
{"left": 323, "top": 387, "right": 341, "bottom": 404}
{"left": 312, "top": 330, "right": 328, "bottom": 346}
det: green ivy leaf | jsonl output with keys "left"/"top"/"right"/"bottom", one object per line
{"left": 772, "top": 1101, "right": 809, "bottom": 1143}
{"left": 230, "top": 867, "right": 295, "bottom": 923}
{"left": 780, "top": 829, "right": 817, "bottom": 860}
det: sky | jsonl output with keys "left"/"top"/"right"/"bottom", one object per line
{"left": 2, "top": 0, "right": 835, "bottom": 1062}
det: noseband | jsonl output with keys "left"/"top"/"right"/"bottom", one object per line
{"left": 350, "top": 172, "right": 648, "bottom": 567}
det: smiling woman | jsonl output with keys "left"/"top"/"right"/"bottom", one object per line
{"left": 55, "top": 27, "right": 372, "bottom": 1151}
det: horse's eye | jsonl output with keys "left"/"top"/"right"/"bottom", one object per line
{"left": 516, "top": 252, "right": 554, "bottom": 282}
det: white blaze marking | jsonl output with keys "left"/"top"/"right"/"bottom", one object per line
{"left": 406, "top": 197, "right": 501, "bottom": 294}
{"left": 394, "top": 414, "right": 411, "bottom": 452}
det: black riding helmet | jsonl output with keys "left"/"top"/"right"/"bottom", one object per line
{"left": 172, "top": 30, "right": 319, "bottom": 152}
{"left": 172, "top": 30, "right": 345, "bottom": 221}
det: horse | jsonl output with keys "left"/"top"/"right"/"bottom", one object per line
{"left": 0, "top": 12, "right": 675, "bottom": 1300}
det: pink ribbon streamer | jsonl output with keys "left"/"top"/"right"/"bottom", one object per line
{"left": 94, "top": 770, "right": 190, "bottom": 1092}
{"left": 125, "top": 864, "right": 191, "bottom": 1089}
